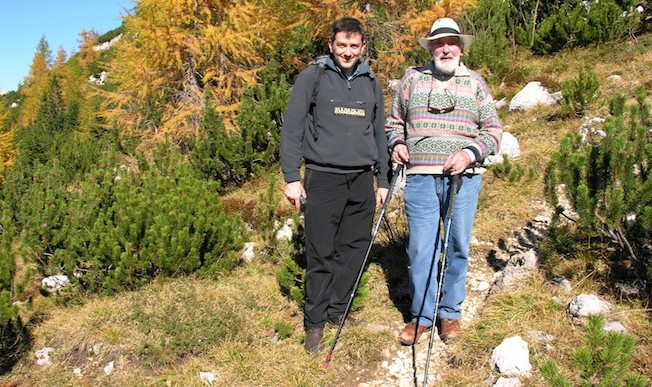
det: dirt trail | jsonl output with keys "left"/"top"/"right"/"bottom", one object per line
{"left": 357, "top": 200, "right": 552, "bottom": 386}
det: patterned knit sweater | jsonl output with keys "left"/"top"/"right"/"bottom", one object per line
{"left": 386, "top": 61, "right": 502, "bottom": 174}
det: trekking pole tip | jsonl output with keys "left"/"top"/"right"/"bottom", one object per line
{"left": 322, "top": 357, "right": 331, "bottom": 371}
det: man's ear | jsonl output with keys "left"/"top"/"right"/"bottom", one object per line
{"left": 327, "top": 39, "right": 333, "bottom": 53}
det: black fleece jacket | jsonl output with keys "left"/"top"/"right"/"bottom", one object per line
{"left": 280, "top": 55, "right": 390, "bottom": 188}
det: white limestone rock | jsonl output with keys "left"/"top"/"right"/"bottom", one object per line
{"left": 41, "top": 275, "right": 70, "bottom": 292}
{"left": 484, "top": 132, "right": 521, "bottom": 166}
{"left": 490, "top": 336, "right": 532, "bottom": 377}
{"left": 569, "top": 294, "right": 612, "bottom": 318}
{"left": 241, "top": 242, "right": 256, "bottom": 262}
{"left": 509, "top": 82, "right": 561, "bottom": 112}
{"left": 35, "top": 347, "right": 54, "bottom": 366}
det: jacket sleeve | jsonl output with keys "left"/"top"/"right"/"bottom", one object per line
{"left": 385, "top": 69, "right": 412, "bottom": 150}
{"left": 280, "top": 68, "right": 314, "bottom": 183}
{"left": 465, "top": 73, "right": 502, "bottom": 160}
{"left": 372, "top": 77, "right": 390, "bottom": 189}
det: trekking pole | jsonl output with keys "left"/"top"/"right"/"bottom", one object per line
{"left": 422, "top": 173, "right": 462, "bottom": 386}
{"left": 323, "top": 163, "right": 404, "bottom": 371}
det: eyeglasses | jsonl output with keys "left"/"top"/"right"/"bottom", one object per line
{"left": 427, "top": 88, "right": 455, "bottom": 114}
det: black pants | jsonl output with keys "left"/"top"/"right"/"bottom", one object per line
{"left": 303, "top": 169, "right": 375, "bottom": 328}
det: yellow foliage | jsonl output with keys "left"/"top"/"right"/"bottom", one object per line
{"left": 19, "top": 41, "right": 51, "bottom": 127}
{"left": 93, "top": 0, "right": 476, "bottom": 147}
{"left": 0, "top": 128, "right": 16, "bottom": 175}
{"left": 98, "top": 0, "right": 276, "bottom": 144}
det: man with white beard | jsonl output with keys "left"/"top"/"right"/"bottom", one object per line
{"left": 385, "top": 18, "right": 502, "bottom": 345}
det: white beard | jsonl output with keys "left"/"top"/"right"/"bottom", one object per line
{"left": 434, "top": 56, "right": 460, "bottom": 75}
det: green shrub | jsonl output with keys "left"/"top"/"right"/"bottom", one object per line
{"left": 276, "top": 255, "right": 305, "bottom": 305}
{"left": 545, "top": 88, "right": 652, "bottom": 281}
{"left": 49, "top": 149, "right": 246, "bottom": 293}
{"left": 539, "top": 314, "right": 647, "bottom": 386}
{"left": 532, "top": 0, "right": 640, "bottom": 54}
{"left": 276, "top": 254, "right": 371, "bottom": 314}
{"left": 561, "top": 68, "right": 600, "bottom": 117}
{"left": 460, "top": 0, "right": 512, "bottom": 81}
{"left": 257, "top": 175, "right": 283, "bottom": 249}
{"left": 0, "top": 290, "right": 30, "bottom": 373}
{"left": 6, "top": 145, "right": 245, "bottom": 295}
{"left": 492, "top": 154, "right": 538, "bottom": 182}
{"left": 191, "top": 68, "right": 289, "bottom": 189}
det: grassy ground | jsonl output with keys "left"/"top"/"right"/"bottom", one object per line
{"left": 3, "top": 34, "right": 652, "bottom": 386}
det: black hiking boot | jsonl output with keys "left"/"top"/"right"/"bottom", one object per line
{"left": 304, "top": 326, "right": 324, "bottom": 354}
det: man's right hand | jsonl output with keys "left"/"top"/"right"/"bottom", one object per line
{"left": 285, "top": 181, "right": 307, "bottom": 212}
{"left": 392, "top": 143, "right": 410, "bottom": 164}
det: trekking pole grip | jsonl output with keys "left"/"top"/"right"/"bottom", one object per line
{"left": 447, "top": 174, "right": 462, "bottom": 220}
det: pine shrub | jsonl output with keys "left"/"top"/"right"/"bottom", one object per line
{"left": 545, "top": 88, "right": 652, "bottom": 283}
{"left": 561, "top": 68, "right": 600, "bottom": 118}
{"left": 539, "top": 314, "right": 647, "bottom": 386}
{"left": 532, "top": 0, "right": 640, "bottom": 54}
{"left": 49, "top": 148, "right": 246, "bottom": 293}
{"left": 460, "top": 0, "right": 512, "bottom": 81}
{"left": 0, "top": 290, "right": 30, "bottom": 373}
{"left": 4, "top": 144, "right": 246, "bottom": 295}
{"left": 191, "top": 69, "right": 289, "bottom": 189}
{"left": 492, "top": 154, "right": 538, "bottom": 182}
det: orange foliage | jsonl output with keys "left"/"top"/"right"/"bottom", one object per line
{"left": 94, "top": 0, "right": 476, "bottom": 147}
{"left": 98, "top": 0, "right": 271, "bottom": 144}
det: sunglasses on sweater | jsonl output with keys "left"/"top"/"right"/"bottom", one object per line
{"left": 427, "top": 88, "right": 456, "bottom": 114}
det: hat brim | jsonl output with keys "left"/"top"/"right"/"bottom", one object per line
{"left": 418, "top": 33, "right": 474, "bottom": 51}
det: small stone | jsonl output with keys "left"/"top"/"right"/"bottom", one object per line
{"left": 199, "top": 371, "right": 216, "bottom": 385}
{"left": 103, "top": 361, "right": 114, "bottom": 376}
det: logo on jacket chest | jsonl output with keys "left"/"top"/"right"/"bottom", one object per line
{"left": 334, "top": 106, "right": 366, "bottom": 117}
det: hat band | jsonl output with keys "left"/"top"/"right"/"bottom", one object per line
{"left": 428, "top": 27, "right": 459, "bottom": 37}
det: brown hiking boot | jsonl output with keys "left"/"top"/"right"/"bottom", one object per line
{"left": 304, "top": 327, "right": 324, "bottom": 354}
{"left": 438, "top": 318, "right": 461, "bottom": 342}
{"left": 398, "top": 322, "right": 430, "bottom": 345}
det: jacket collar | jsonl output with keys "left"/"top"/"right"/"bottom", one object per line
{"left": 313, "top": 55, "right": 371, "bottom": 78}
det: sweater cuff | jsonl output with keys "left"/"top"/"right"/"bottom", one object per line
{"left": 390, "top": 139, "right": 406, "bottom": 150}
{"left": 463, "top": 147, "right": 480, "bottom": 163}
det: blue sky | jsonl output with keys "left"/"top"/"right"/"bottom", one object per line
{"left": 0, "top": 1, "right": 134, "bottom": 93}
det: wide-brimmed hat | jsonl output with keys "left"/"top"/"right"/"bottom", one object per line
{"left": 418, "top": 18, "right": 474, "bottom": 51}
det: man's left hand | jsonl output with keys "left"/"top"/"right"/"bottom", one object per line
{"left": 443, "top": 151, "right": 471, "bottom": 175}
{"left": 376, "top": 187, "right": 389, "bottom": 209}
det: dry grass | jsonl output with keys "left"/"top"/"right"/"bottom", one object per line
{"left": 3, "top": 34, "right": 652, "bottom": 387}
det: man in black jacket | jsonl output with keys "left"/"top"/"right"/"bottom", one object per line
{"left": 280, "top": 16, "right": 391, "bottom": 354}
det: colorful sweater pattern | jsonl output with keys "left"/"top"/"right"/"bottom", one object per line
{"left": 386, "top": 62, "right": 502, "bottom": 174}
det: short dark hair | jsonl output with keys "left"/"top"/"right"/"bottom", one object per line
{"left": 330, "top": 16, "right": 366, "bottom": 42}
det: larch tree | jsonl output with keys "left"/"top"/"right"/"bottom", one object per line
{"left": 99, "top": 0, "right": 279, "bottom": 146}
{"left": 18, "top": 37, "right": 53, "bottom": 127}
{"left": 0, "top": 104, "right": 15, "bottom": 172}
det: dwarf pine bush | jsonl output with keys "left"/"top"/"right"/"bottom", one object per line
{"left": 5, "top": 145, "right": 246, "bottom": 295}
{"left": 545, "top": 87, "right": 652, "bottom": 283}
{"left": 539, "top": 314, "right": 647, "bottom": 386}
{"left": 48, "top": 149, "right": 246, "bottom": 293}
{"left": 492, "top": 154, "right": 538, "bottom": 182}
{"left": 532, "top": 0, "right": 640, "bottom": 55}
{"left": 561, "top": 68, "right": 600, "bottom": 118}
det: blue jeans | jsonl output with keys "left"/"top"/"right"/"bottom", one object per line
{"left": 404, "top": 174, "right": 482, "bottom": 326}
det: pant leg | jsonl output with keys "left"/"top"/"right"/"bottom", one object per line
{"left": 438, "top": 174, "right": 482, "bottom": 320}
{"left": 328, "top": 170, "right": 375, "bottom": 318}
{"left": 303, "top": 169, "right": 348, "bottom": 328}
{"left": 404, "top": 174, "right": 444, "bottom": 327}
